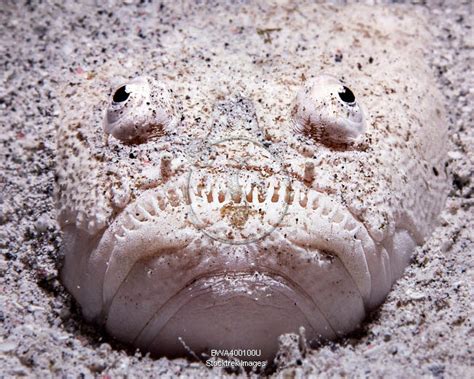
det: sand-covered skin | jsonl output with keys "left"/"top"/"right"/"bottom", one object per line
{"left": 0, "top": 1, "right": 472, "bottom": 377}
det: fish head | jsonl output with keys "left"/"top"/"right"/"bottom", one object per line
{"left": 56, "top": 3, "right": 449, "bottom": 361}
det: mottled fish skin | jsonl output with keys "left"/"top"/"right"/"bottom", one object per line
{"left": 56, "top": 3, "right": 449, "bottom": 360}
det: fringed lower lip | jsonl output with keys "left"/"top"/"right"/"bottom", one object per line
{"left": 62, "top": 177, "right": 402, "bottom": 359}
{"left": 98, "top": 177, "right": 382, "bottom": 310}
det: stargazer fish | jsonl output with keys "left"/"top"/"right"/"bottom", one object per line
{"left": 56, "top": 2, "right": 449, "bottom": 361}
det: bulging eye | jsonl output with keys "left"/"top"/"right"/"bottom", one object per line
{"left": 338, "top": 86, "right": 355, "bottom": 104}
{"left": 104, "top": 76, "right": 175, "bottom": 143}
{"left": 112, "top": 86, "right": 130, "bottom": 103}
{"left": 292, "top": 75, "right": 366, "bottom": 146}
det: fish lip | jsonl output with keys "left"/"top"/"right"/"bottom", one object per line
{"left": 86, "top": 179, "right": 383, "bottom": 351}
{"left": 99, "top": 179, "right": 372, "bottom": 298}
{"left": 131, "top": 269, "right": 336, "bottom": 355}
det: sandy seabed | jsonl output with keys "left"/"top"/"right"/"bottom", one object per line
{"left": 0, "top": 1, "right": 472, "bottom": 378}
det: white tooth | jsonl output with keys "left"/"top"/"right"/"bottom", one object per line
{"left": 259, "top": 183, "right": 267, "bottom": 203}
{"left": 254, "top": 184, "right": 261, "bottom": 204}
{"left": 318, "top": 198, "right": 331, "bottom": 216}
{"left": 189, "top": 185, "right": 198, "bottom": 205}
{"left": 203, "top": 178, "right": 212, "bottom": 202}
{"left": 180, "top": 186, "right": 191, "bottom": 205}
{"left": 137, "top": 204, "right": 153, "bottom": 220}
{"left": 327, "top": 204, "right": 339, "bottom": 219}
{"left": 271, "top": 186, "right": 279, "bottom": 203}
{"left": 230, "top": 182, "right": 243, "bottom": 203}
{"left": 224, "top": 187, "right": 232, "bottom": 202}
{"left": 218, "top": 190, "right": 226, "bottom": 203}
{"left": 177, "top": 187, "right": 187, "bottom": 203}
{"left": 308, "top": 190, "right": 319, "bottom": 209}
{"left": 114, "top": 233, "right": 126, "bottom": 242}
{"left": 293, "top": 186, "right": 301, "bottom": 206}
{"left": 205, "top": 176, "right": 212, "bottom": 194}
{"left": 331, "top": 210, "right": 347, "bottom": 224}
{"left": 137, "top": 204, "right": 152, "bottom": 219}
{"left": 307, "top": 190, "right": 320, "bottom": 209}
{"left": 147, "top": 197, "right": 160, "bottom": 215}
{"left": 227, "top": 174, "right": 241, "bottom": 200}
{"left": 299, "top": 190, "right": 308, "bottom": 208}
{"left": 251, "top": 186, "right": 259, "bottom": 204}
{"left": 205, "top": 190, "right": 213, "bottom": 203}
{"left": 124, "top": 211, "right": 141, "bottom": 228}
{"left": 192, "top": 181, "right": 200, "bottom": 198}
{"left": 212, "top": 185, "right": 220, "bottom": 204}
{"left": 282, "top": 185, "right": 291, "bottom": 204}
{"left": 156, "top": 193, "right": 167, "bottom": 210}
{"left": 167, "top": 188, "right": 180, "bottom": 207}
{"left": 279, "top": 186, "right": 286, "bottom": 204}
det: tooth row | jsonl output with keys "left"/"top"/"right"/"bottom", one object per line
{"left": 114, "top": 180, "right": 360, "bottom": 239}
{"left": 115, "top": 187, "right": 189, "bottom": 238}
{"left": 189, "top": 179, "right": 304, "bottom": 206}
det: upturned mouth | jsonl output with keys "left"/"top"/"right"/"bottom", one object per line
{"left": 61, "top": 172, "right": 401, "bottom": 360}
{"left": 59, "top": 126, "right": 405, "bottom": 362}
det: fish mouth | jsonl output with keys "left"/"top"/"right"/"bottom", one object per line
{"left": 61, "top": 172, "right": 401, "bottom": 360}
{"left": 59, "top": 136, "right": 401, "bottom": 360}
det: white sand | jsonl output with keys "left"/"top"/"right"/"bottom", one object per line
{"left": 0, "top": 1, "right": 472, "bottom": 377}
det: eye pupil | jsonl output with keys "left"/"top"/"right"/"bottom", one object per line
{"left": 338, "top": 86, "right": 355, "bottom": 103}
{"left": 113, "top": 86, "right": 130, "bottom": 103}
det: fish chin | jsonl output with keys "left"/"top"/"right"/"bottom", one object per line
{"left": 136, "top": 272, "right": 327, "bottom": 360}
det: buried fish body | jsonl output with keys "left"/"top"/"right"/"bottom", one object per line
{"left": 56, "top": 3, "right": 449, "bottom": 361}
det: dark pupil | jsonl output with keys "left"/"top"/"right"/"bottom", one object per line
{"left": 338, "top": 86, "right": 355, "bottom": 103}
{"left": 113, "top": 86, "right": 130, "bottom": 102}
